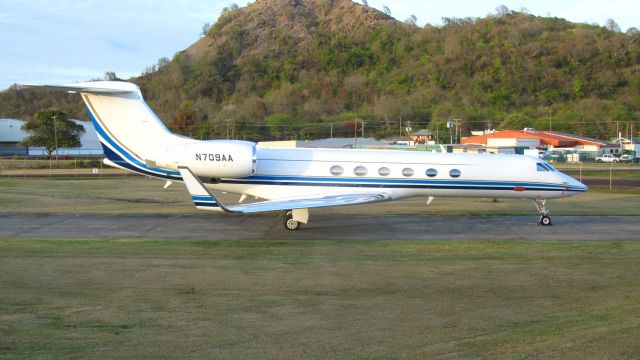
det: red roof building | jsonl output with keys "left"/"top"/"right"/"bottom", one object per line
{"left": 461, "top": 130, "right": 608, "bottom": 148}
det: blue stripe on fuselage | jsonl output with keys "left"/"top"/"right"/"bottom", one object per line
{"left": 218, "top": 176, "right": 586, "bottom": 193}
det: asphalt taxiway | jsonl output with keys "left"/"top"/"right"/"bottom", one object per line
{"left": 1, "top": 214, "right": 638, "bottom": 241}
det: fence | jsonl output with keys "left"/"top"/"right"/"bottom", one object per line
{"left": 553, "top": 163, "right": 640, "bottom": 190}
{"left": 0, "top": 156, "right": 135, "bottom": 179}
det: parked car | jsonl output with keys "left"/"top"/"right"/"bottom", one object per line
{"left": 595, "top": 154, "right": 620, "bottom": 163}
{"left": 547, "top": 150, "right": 566, "bottom": 163}
{"left": 619, "top": 154, "right": 633, "bottom": 163}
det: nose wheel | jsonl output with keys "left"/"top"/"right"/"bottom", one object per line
{"left": 534, "top": 199, "right": 552, "bottom": 226}
{"left": 284, "top": 210, "right": 301, "bottom": 231}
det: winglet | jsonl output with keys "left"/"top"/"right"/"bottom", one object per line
{"left": 178, "top": 166, "right": 229, "bottom": 212}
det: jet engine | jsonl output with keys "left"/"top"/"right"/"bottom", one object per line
{"left": 154, "top": 140, "right": 256, "bottom": 179}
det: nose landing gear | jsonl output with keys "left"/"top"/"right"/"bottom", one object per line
{"left": 534, "top": 199, "right": 552, "bottom": 226}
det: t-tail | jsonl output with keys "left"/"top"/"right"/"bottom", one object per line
{"left": 21, "top": 81, "right": 257, "bottom": 181}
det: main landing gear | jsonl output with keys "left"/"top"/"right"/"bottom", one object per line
{"left": 534, "top": 198, "right": 552, "bottom": 226}
{"left": 284, "top": 210, "right": 301, "bottom": 231}
{"left": 282, "top": 209, "right": 309, "bottom": 231}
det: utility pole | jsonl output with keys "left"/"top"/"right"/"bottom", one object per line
{"left": 330, "top": 123, "right": 333, "bottom": 139}
{"left": 361, "top": 121, "right": 365, "bottom": 138}
{"left": 353, "top": 118, "right": 358, "bottom": 148}
{"left": 52, "top": 115, "right": 59, "bottom": 162}
{"left": 449, "top": 118, "right": 461, "bottom": 144}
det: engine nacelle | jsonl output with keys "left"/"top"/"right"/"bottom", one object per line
{"left": 155, "top": 140, "right": 256, "bottom": 179}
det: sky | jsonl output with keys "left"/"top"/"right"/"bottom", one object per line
{"left": 1, "top": 0, "right": 638, "bottom": 91}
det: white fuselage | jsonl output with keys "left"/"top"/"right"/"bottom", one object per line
{"left": 206, "top": 146, "right": 587, "bottom": 201}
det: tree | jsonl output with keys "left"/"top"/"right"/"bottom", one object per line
{"left": 573, "top": 79, "right": 585, "bottom": 98}
{"left": 104, "top": 71, "right": 119, "bottom": 81}
{"left": 21, "top": 109, "right": 85, "bottom": 158}
{"left": 498, "top": 113, "right": 533, "bottom": 130}
{"left": 264, "top": 114, "right": 293, "bottom": 139}
{"left": 605, "top": 18, "right": 621, "bottom": 32}
{"left": 361, "top": 0, "right": 368, "bottom": 6}
{"left": 495, "top": 5, "right": 509, "bottom": 17}
{"left": 201, "top": 22, "right": 211, "bottom": 36}
{"left": 221, "top": 3, "right": 239, "bottom": 14}
{"left": 157, "top": 57, "right": 170, "bottom": 69}
{"left": 382, "top": 5, "right": 391, "bottom": 16}
{"left": 626, "top": 27, "right": 639, "bottom": 36}
{"left": 406, "top": 15, "right": 417, "bottom": 26}
{"left": 169, "top": 100, "right": 196, "bottom": 135}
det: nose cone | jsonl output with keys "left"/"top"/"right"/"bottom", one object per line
{"left": 560, "top": 172, "right": 588, "bottom": 196}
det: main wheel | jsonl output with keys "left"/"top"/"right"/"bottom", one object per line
{"left": 284, "top": 211, "right": 301, "bottom": 231}
{"left": 539, "top": 215, "right": 552, "bottom": 226}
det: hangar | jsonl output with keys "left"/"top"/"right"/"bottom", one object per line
{"left": 0, "top": 119, "right": 29, "bottom": 156}
{"left": 462, "top": 129, "right": 620, "bottom": 154}
{"left": 0, "top": 118, "right": 103, "bottom": 156}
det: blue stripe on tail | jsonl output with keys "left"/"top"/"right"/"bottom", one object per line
{"left": 192, "top": 195, "right": 219, "bottom": 208}
{"left": 84, "top": 104, "right": 180, "bottom": 179}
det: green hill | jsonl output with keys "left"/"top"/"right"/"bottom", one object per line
{"left": 2, "top": 0, "right": 639, "bottom": 141}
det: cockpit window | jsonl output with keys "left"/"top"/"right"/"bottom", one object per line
{"left": 544, "top": 163, "right": 557, "bottom": 172}
{"left": 536, "top": 163, "right": 549, "bottom": 172}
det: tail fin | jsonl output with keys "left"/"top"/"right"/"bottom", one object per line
{"left": 22, "top": 81, "right": 183, "bottom": 180}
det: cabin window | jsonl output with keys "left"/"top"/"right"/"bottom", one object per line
{"left": 330, "top": 165, "right": 344, "bottom": 176}
{"left": 536, "top": 163, "right": 549, "bottom": 172}
{"left": 402, "top": 168, "right": 414, "bottom": 177}
{"left": 449, "top": 169, "right": 461, "bottom": 178}
{"left": 426, "top": 168, "right": 438, "bottom": 177}
{"left": 354, "top": 166, "right": 368, "bottom": 176}
{"left": 378, "top": 167, "right": 391, "bottom": 176}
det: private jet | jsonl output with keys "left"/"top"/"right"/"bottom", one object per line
{"left": 23, "top": 81, "right": 588, "bottom": 230}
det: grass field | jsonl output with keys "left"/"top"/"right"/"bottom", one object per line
{"left": 1, "top": 239, "right": 639, "bottom": 359}
{"left": 1, "top": 177, "right": 640, "bottom": 216}
{"left": 1, "top": 177, "right": 639, "bottom": 358}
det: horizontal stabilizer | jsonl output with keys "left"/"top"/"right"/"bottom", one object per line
{"left": 178, "top": 166, "right": 390, "bottom": 214}
{"left": 19, "top": 81, "right": 139, "bottom": 94}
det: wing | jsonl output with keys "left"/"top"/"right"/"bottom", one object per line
{"left": 178, "top": 166, "right": 390, "bottom": 213}
{"left": 224, "top": 192, "right": 390, "bottom": 213}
